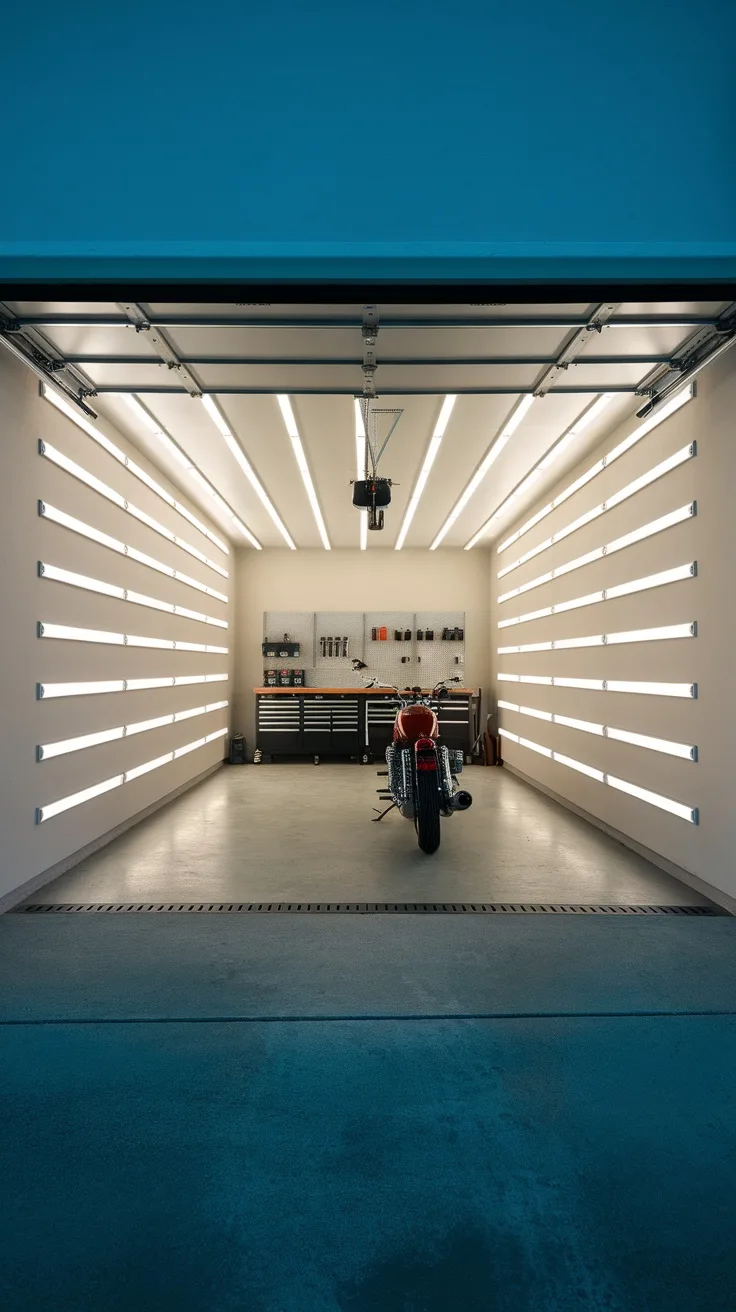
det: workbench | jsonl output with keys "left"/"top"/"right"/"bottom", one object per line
{"left": 254, "top": 687, "right": 479, "bottom": 763}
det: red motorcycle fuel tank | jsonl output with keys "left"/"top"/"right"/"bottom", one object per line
{"left": 394, "top": 703, "right": 438, "bottom": 744}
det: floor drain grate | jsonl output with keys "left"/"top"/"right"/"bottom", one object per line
{"left": 12, "top": 902, "right": 724, "bottom": 916}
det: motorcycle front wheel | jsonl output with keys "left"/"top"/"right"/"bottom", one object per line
{"left": 414, "top": 768, "right": 441, "bottom": 854}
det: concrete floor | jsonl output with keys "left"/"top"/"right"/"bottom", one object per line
{"left": 32, "top": 762, "right": 708, "bottom": 906}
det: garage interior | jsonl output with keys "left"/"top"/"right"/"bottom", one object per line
{"left": 2, "top": 295, "right": 735, "bottom": 910}
{"left": 2, "top": 291, "right": 736, "bottom": 1310}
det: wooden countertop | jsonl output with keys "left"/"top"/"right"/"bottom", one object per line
{"left": 254, "top": 686, "right": 475, "bottom": 695}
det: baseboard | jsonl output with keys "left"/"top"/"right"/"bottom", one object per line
{"left": 502, "top": 761, "right": 736, "bottom": 916}
{"left": 0, "top": 760, "right": 225, "bottom": 914}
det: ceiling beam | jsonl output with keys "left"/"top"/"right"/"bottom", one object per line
{"left": 531, "top": 303, "right": 620, "bottom": 396}
{"left": 91, "top": 384, "right": 645, "bottom": 396}
{"left": 6, "top": 313, "right": 722, "bottom": 330}
{"left": 115, "top": 303, "right": 204, "bottom": 396}
{"left": 59, "top": 353, "right": 675, "bottom": 368}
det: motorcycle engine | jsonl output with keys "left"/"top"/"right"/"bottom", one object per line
{"left": 385, "top": 744, "right": 414, "bottom": 818}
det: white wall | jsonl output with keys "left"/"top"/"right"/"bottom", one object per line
{"left": 490, "top": 348, "right": 736, "bottom": 903}
{"left": 0, "top": 348, "right": 234, "bottom": 903}
{"left": 233, "top": 549, "right": 491, "bottom": 743}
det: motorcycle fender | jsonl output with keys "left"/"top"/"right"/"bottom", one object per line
{"left": 414, "top": 737, "right": 438, "bottom": 772}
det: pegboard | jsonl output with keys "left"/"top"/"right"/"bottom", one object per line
{"left": 262, "top": 611, "right": 465, "bottom": 688}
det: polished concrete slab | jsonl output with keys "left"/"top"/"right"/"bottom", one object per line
{"left": 2, "top": 1014, "right": 736, "bottom": 1311}
{"left": 2, "top": 913, "right": 735, "bottom": 1022}
{"left": 30, "top": 764, "right": 708, "bottom": 906}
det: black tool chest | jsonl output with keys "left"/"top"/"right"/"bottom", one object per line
{"left": 255, "top": 689, "right": 477, "bottom": 762}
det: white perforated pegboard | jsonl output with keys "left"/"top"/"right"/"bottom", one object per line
{"left": 263, "top": 611, "right": 465, "bottom": 688}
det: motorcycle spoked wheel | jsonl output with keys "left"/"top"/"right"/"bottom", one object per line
{"left": 414, "top": 767, "right": 441, "bottom": 854}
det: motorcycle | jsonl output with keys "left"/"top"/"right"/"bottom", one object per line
{"left": 365, "top": 677, "right": 473, "bottom": 854}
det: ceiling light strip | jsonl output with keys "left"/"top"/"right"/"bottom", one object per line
{"left": 277, "top": 396, "right": 330, "bottom": 550}
{"left": 122, "top": 397, "right": 261, "bottom": 549}
{"left": 480, "top": 384, "right": 694, "bottom": 554}
{"left": 497, "top": 673, "right": 697, "bottom": 698}
{"left": 37, "top": 673, "right": 228, "bottom": 699}
{"left": 397, "top": 396, "right": 456, "bottom": 550}
{"left": 38, "top": 502, "right": 229, "bottom": 604}
{"left": 496, "top": 442, "right": 696, "bottom": 580}
{"left": 36, "top": 728, "right": 229, "bottom": 822}
{"left": 497, "top": 701, "right": 696, "bottom": 760}
{"left": 497, "top": 562, "right": 696, "bottom": 629}
{"left": 37, "top": 621, "right": 228, "bottom": 653}
{"left": 498, "top": 730, "right": 698, "bottom": 823}
{"left": 38, "top": 700, "right": 229, "bottom": 760}
{"left": 496, "top": 504, "right": 696, "bottom": 606}
{"left": 200, "top": 396, "right": 296, "bottom": 549}
{"left": 38, "top": 562, "right": 228, "bottom": 628}
{"left": 355, "top": 399, "right": 368, "bottom": 551}
{"left": 430, "top": 394, "right": 535, "bottom": 549}
{"left": 498, "top": 620, "right": 696, "bottom": 656}
{"left": 42, "top": 383, "right": 230, "bottom": 554}
{"left": 39, "top": 440, "right": 229, "bottom": 578}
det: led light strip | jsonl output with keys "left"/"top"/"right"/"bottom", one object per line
{"left": 498, "top": 562, "right": 696, "bottom": 629}
{"left": 497, "top": 442, "right": 696, "bottom": 580}
{"left": 38, "top": 700, "right": 229, "bottom": 760}
{"left": 36, "top": 728, "right": 229, "bottom": 822}
{"left": 122, "top": 396, "right": 261, "bottom": 548}
{"left": 498, "top": 621, "right": 695, "bottom": 655}
{"left": 40, "top": 440, "right": 229, "bottom": 579}
{"left": 497, "top": 700, "right": 696, "bottom": 760}
{"left": 498, "top": 673, "right": 697, "bottom": 698}
{"left": 38, "top": 563, "right": 228, "bottom": 628}
{"left": 355, "top": 399, "right": 368, "bottom": 551}
{"left": 463, "top": 394, "right": 620, "bottom": 551}
{"left": 38, "top": 622, "right": 228, "bottom": 653}
{"left": 277, "top": 395, "right": 330, "bottom": 549}
{"left": 38, "top": 502, "right": 229, "bottom": 604}
{"left": 497, "top": 504, "right": 696, "bottom": 605}
{"left": 42, "top": 384, "right": 231, "bottom": 554}
{"left": 431, "top": 394, "right": 535, "bottom": 549}
{"left": 486, "top": 385, "right": 695, "bottom": 555}
{"left": 396, "top": 396, "right": 457, "bottom": 550}
{"left": 37, "top": 673, "right": 228, "bottom": 699}
{"left": 200, "top": 396, "right": 296, "bottom": 549}
{"left": 498, "top": 729, "right": 698, "bottom": 823}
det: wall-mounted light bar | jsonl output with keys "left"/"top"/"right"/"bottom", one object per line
{"left": 497, "top": 503, "right": 696, "bottom": 605}
{"left": 39, "top": 440, "right": 228, "bottom": 578}
{"left": 497, "top": 562, "right": 696, "bottom": 629}
{"left": 499, "top": 729, "right": 698, "bottom": 823}
{"left": 355, "top": 399, "right": 368, "bottom": 551}
{"left": 497, "top": 672, "right": 697, "bottom": 698}
{"left": 430, "top": 394, "right": 535, "bottom": 550}
{"left": 200, "top": 396, "right": 296, "bottom": 549}
{"left": 42, "top": 383, "right": 230, "bottom": 554}
{"left": 498, "top": 620, "right": 696, "bottom": 656}
{"left": 36, "top": 673, "right": 227, "bottom": 700}
{"left": 36, "top": 727, "right": 229, "bottom": 822}
{"left": 488, "top": 384, "right": 694, "bottom": 556}
{"left": 463, "top": 394, "right": 618, "bottom": 551}
{"left": 38, "top": 700, "right": 229, "bottom": 761}
{"left": 37, "top": 621, "right": 228, "bottom": 653}
{"left": 396, "top": 395, "right": 456, "bottom": 550}
{"left": 123, "top": 396, "right": 261, "bottom": 549}
{"left": 497, "top": 700, "right": 696, "bottom": 760}
{"left": 38, "top": 502, "right": 229, "bottom": 604}
{"left": 277, "top": 395, "right": 330, "bottom": 550}
{"left": 38, "top": 563, "right": 228, "bottom": 628}
{"left": 497, "top": 442, "right": 696, "bottom": 581}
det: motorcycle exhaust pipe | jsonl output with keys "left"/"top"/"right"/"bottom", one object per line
{"left": 449, "top": 790, "right": 473, "bottom": 811}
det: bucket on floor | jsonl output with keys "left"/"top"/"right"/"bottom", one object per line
{"left": 229, "top": 734, "right": 247, "bottom": 764}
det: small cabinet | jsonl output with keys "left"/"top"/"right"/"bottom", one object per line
{"left": 256, "top": 694, "right": 301, "bottom": 755}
